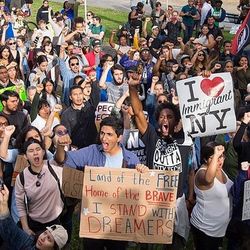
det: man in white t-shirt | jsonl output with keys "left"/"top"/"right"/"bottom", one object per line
{"left": 109, "top": 30, "right": 131, "bottom": 63}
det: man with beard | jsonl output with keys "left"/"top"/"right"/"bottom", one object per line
{"left": 61, "top": 84, "right": 99, "bottom": 149}
{"left": 99, "top": 64, "right": 129, "bottom": 104}
{"left": 128, "top": 74, "right": 194, "bottom": 249}
{"left": 0, "top": 90, "right": 29, "bottom": 140}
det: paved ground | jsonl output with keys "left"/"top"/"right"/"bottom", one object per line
{"left": 53, "top": 0, "right": 238, "bottom": 14}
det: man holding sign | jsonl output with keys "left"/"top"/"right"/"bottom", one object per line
{"left": 55, "top": 115, "right": 147, "bottom": 249}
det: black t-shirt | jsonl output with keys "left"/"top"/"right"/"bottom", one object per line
{"left": 208, "top": 26, "right": 223, "bottom": 39}
{"left": 141, "top": 124, "right": 191, "bottom": 198}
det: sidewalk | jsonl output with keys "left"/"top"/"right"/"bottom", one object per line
{"left": 52, "top": 0, "right": 238, "bottom": 14}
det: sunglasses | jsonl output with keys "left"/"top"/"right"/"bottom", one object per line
{"left": 87, "top": 14, "right": 92, "bottom": 16}
{"left": 158, "top": 100, "right": 167, "bottom": 104}
{"left": 36, "top": 172, "right": 45, "bottom": 187}
{"left": 56, "top": 129, "right": 68, "bottom": 137}
{"left": 198, "top": 53, "right": 204, "bottom": 56}
{"left": 70, "top": 63, "right": 79, "bottom": 66}
{"left": 9, "top": 42, "right": 16, "bottom": 45}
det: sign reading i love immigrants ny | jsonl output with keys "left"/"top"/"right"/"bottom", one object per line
{"left": 80, "top": 167, "right": 179, "bottom": 244}
{"left": 176, "top": 72, "right": 236, "bottom": 137}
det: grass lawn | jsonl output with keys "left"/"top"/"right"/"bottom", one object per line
{"left": 30, "top": 0, "right": 233, "bottom": 43}
{"left": 28, "top": 1, "right": 231, "bottom": 249}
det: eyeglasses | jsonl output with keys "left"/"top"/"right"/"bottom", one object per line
{"left": 198, "top": 53, "right": 204, "bottom": 56}
{"left": 9, "top": 42, "right": 16, "bottom": 45}
{"left": 0, "top": 122, "right": 8, "bottom": 127}
{"left": 55, "top": 129, "right": 68, "bottom": 137}
{"left": 36, "top": 172, "right": 45, "bottom": 187}
{"left": 87, "top": 14, "right": 92, "bottom": 16}
{"left": 70, "top": 63, "right": 79, "bottom": 66}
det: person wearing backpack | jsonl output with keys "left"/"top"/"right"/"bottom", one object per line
{"left": 15, "top": 139, "right": 64, "bottom": 236}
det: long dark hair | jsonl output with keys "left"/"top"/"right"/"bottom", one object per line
{"left": 0, "top": 45, "right": 14, "bottom": 61}
{"left": 15, "top": 126, "right": 44, "bottom": 153}
{"left": 41, "top": 78, "right": 58, "bottom": 103}
{"left": 41, "top": 41, "right": 55, "bottom": 56}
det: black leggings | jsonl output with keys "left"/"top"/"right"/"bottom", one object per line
{"left": 191, "top": 224, "right": 223, "bottom": 250}
{"left": 28, "top": 216, "right": 61, "bottom": 234}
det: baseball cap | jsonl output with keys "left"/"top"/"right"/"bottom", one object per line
{"left": 46, "top": 225, "right": 68, "bottom": 249}
{"left": 92, "top": 39, "right": 101, "bottom": 47}
{"left": 192, "top": 38, "right": 203, "bottom": 45}
{"left": 140, "top": 47, "right": 150, "bottom": 53}
{"left": 151, "top": 25, "right": 159, "bottom": 30}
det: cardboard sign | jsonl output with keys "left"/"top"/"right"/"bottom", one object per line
{"left": 95, "top": 102, "right": 114, "bottom": 131}
{"left": 11, "top": 155, "right": 29, "bottom": 186}
{"left": 126, "top": 129, "right": 146, "bottom": 164}
{"left": 62, "top": 167, "right": 84, "bottom": 199}
{"left": 242, "top": 180, "right": 250, "bottom": 221}
{"left": 176, "top": 72, "right": 236, "bottom": 137}
{"left": 80, "top": 167, "right": 179, "bottom": 244}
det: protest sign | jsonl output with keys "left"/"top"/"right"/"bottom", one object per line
{"left": 242, "top": 180, "right": 250, "bottom": 221}
{"left": 176, "top": 72, "right": 236, "bottom": 137}
{"left": 95, "top": 102, "right": 114, "bottom": 131}
{"left": 126, "top": 129, "right": 146, "bottom": 164}
{"left": 11, "top": 155, "right": 29, "bottom": 186}
{"left": 62, "top": 167, "right": 84, "bottom": 199}
{"left": 80, "top": 167, "right": 179, "bottom": 244}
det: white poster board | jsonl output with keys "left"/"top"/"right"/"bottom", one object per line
{"left": 242, "top": 180, "right": 250, "bottom": 221}
{"left": 176, "top": 73, "right": 236, "bottom": 137}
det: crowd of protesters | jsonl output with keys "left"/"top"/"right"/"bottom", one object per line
{"left": 0, "top": 0, "right": 249, "bottom": 249}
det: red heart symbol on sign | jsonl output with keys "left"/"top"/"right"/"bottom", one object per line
{"left": 200, "top": 77, "right": 225, "bottom": 97}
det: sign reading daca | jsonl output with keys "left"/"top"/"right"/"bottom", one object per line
{"left": 176, "top": 72, "right": 236, "bottom": 137}
{"left": 80, "top": 167, "right": 179, "bottom": 244}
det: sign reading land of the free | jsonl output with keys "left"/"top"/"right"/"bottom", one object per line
{"left": 80, "top": 167, "right": 179, "bottom": 244}
{"left": 176, "top": 72, "right": 236, "bottom": 137}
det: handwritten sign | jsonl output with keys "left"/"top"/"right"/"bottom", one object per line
{"left": 242, "top": 180, "right": 250, "bottom": 221}
{"left": 95, "top": 102, "right": 114, "bottom": 131}
{"left": 62, "top": 167, "right": 84, "bottom": 199}
{"left": 176, "top": 72, "right": 236, "bottom": 137}
{"left": 11, "top": 155, "right": 29, "bottom": 186}
{"left": 126, "top": 129, "right": 146, "bottom": 164}
{"left": 80, "top": 167, "right": 179, "bottom": 244}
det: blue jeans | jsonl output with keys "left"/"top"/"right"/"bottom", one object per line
{"left": 0, "top": 216, "right": 35, "bottom": 249}
{"left": 184, "top": 24, "right": 194, "bottom": 43}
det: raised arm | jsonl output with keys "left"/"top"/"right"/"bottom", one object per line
{"left": 196, "top": 145, "right": 225, "bottom": 187}
{"left": 233, "top": 112, "right": 250, "bottom": 152}
{"left": 109, "top": 30, "right": 117, "bottom": 48}
{"left": 54, "top": 134, "right": 72, "bottom": 164}
{"left": 0, "top": 126, "right": 15, "bottom": 160}
{"left": 142, "top": 17, "right": 151, "bottom": 38}
{"left": 99, "top": 62, "right": 114, "bottom": 89}
{"left": 128, "top": 73, "right": 148, "bottom": 135}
